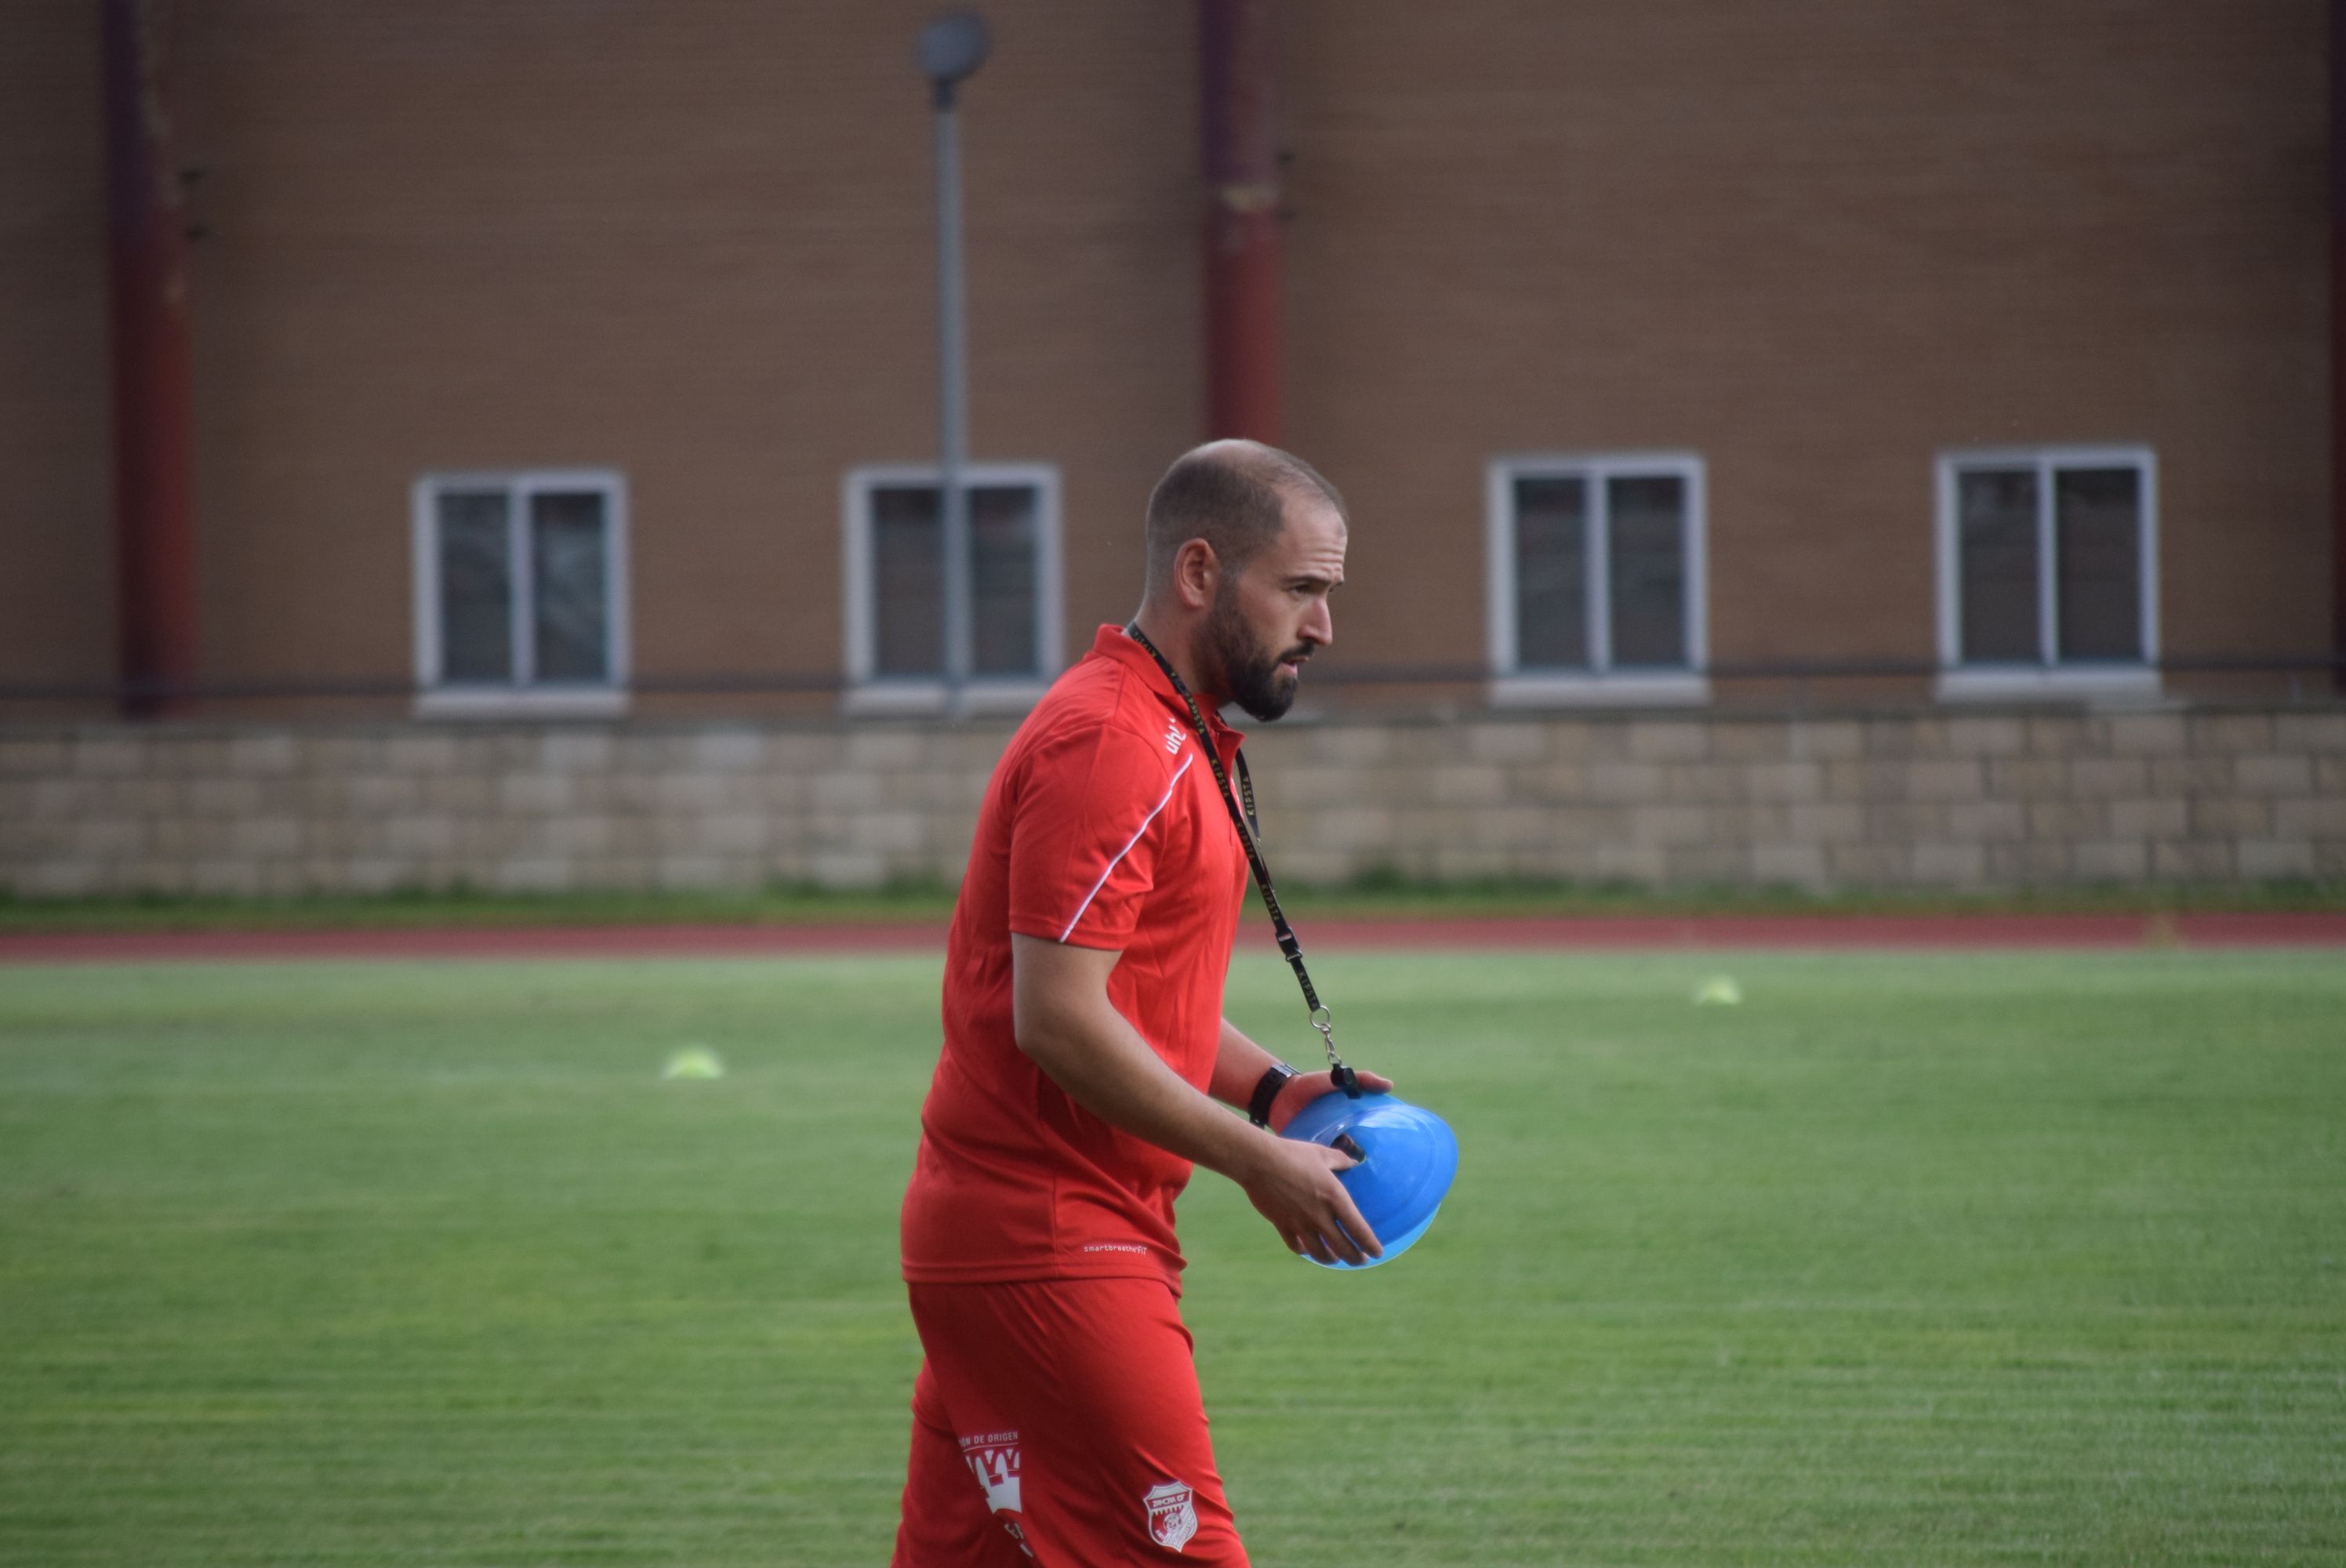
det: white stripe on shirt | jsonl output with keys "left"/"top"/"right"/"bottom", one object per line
{"left": 1057, "top": 753, "right": 1194, "bottom": 942}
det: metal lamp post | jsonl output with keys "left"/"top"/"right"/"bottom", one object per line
{"left": 917, "top": 12, "right": 990, "bottom": 718}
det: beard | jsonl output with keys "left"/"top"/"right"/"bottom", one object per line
{"left": 1202, "top": 583, "right": 1308, "bottom": 721}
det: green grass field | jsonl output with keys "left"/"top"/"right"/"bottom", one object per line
{"left": 2, "top": 947, "right": 2341, "bottom": 1566}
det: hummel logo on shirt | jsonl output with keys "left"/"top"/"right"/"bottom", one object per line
{"left": 1163, "top": 719, "right": 1185, "bottom": 755}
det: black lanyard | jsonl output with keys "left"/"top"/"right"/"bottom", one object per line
{"left": 1125, "top": 622, "right": 1360, "bottom": 1098}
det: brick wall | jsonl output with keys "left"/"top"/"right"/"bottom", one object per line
{"left": 3, "top": 2, "right": 2326, "bottom": 713}
{"left": 5, "top": 707, "right": 2341, "bottom": 898}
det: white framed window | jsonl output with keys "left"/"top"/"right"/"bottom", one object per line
{"left": 410, "top": 470, "right": 630, "bottom": 717}
{"left": 841, "top": 463, "right": 1064, "bottom": 715}
{"left": 1485, "top": 452, "right": 1709, "bottom": 706}
{"left": 1934, "top": 446, "right": 2159, "bottom": 702}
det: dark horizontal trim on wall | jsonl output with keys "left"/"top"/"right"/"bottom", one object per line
{"left": 0, "top": 672, "right": 847, "bottom": 704}
{"left": 2, "top": 654, "right": 2342, "bottom": 708}
{"left": 1316, "top": 655, "right": 2346, "bottom": 686}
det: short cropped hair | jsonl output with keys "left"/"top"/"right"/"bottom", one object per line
{"left": 1143, "top": 440, "right": 1346, "bottom": 593}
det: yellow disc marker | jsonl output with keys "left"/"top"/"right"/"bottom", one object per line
{"left": 662, "top": 1046, "right": 726, "bottom": 1080}
{"left": 1690, "top": 975, "right": 1743, "bottom": 1007}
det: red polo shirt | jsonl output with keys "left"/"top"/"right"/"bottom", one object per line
{"left": 899, "top": 624, "right": 1251, "bottom": 1291}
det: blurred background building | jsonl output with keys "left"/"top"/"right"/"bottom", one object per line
{"left": 2, "top": 1, "right": 2340, "bottom": 895}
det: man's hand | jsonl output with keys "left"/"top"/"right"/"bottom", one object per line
{"left": 1265, "top": 1065, "right": 1393, "bottom": 1133}
{"left": 1235, "top": 1134, "right": 1384, "bottom": 1265}
{"left": 1206, "top": 1022, "right": 1400, "bottom": 1260}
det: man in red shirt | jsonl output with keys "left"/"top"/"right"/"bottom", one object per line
{"left": 891, "top": 441, "right": 1389, "bottom": 1566}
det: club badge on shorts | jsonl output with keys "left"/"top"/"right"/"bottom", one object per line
{"left": 958, "top": 1431, "right": 1022, "bottom": 1515}
{"left": 1143, "top": 1479, "right": 1198, "bottom": 1552}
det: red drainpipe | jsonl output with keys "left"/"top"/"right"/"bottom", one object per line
{"left": 2333, "top": 0, "right": 2346, "bottom": 692}
{"left": 1197, "top": 0, "right": 1284, "bottom": 443}
{"left": 101, "top": 0, "right": 200, "bottom": 718}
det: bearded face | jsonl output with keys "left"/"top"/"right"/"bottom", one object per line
{"left": 1202, "top": 574, "right": 1310, "bottom": 721}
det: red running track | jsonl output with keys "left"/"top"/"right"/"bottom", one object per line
{"left": 2, "top": 912, "right": 2343, "bottom": 965}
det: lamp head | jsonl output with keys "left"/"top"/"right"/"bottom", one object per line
{"left": 917, "top": 12, "right": 990, "bottom": 101}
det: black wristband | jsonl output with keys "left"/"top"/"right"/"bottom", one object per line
{"left": 1247, "top": 1062, "right": 1299, "bottom": 1128}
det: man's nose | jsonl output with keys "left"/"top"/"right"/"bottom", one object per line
{"left": 1302, "top": 597, "right": 1334, "bottom": 648}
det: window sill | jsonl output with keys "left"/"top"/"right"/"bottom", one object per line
{"left": 1934, "top": 666, "right": 2163, "bottom": 706}
{"left": 1488, "top": 671, "right": 1711, "bottom": 709}
{"left": 414, "top": 686, "right": 631, "bottom": 720}
{"left": 841, "top": 680, "right": 1050, "bottom": 718}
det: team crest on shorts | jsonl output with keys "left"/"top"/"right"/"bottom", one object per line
{"left": 1143, "top": 1479, "right": 1198, "bottom": 1552}
{"left": 958, "top": 1431, "right": 1023, "bottom": 1515}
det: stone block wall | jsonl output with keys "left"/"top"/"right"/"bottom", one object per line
{"left": 1243, "top": 710, "right": 2346, "bottom": 888}
{"left": 2, "top": 706, "right": 2341, "bottom": 898}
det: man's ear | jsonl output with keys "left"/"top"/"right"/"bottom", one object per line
{"left": 1174, "top": 538, "right": 1222, "bottom": 612}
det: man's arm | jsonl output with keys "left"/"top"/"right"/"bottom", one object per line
{"left": 1011, "top": 933, "right": 1381, "bottom": 1265}
{"left": 1208, "top": 1018, "right": 1394, "bottom": 1131}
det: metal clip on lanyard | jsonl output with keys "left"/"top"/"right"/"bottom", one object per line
{"left": 1125, "top": 623, "right": 1362, "bottom": 1100}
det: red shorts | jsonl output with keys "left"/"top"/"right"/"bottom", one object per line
{"left": 891, "top": 1277, "right": 1249, "bottom": 1566}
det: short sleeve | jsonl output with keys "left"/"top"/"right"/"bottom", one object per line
{"left": 1006, "top": 722, "right": 1189, "bottom": 949}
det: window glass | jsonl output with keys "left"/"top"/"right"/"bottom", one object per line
{"left": 869, "top": 481, "right": 1042, "bottom": 679}
{"left": 530, "top": 490, "right": 611, "bottom": 682}
{"left": 1607, "top": 474, "right": 1687, "bottom": 666}
{"left": 1956, "top": 467, "right": 2040, "bottom": 662}
{"left": 970, "top": 484, "right": 1039, "bottom": 677}
{"left": 436, "top": 489, "right": 513, "bottom": 681}
{"left": 1513, "top": 476, "right": 1588, "bottom": 669}
{"left": 2054, "top": 466, "right": 2142, "bottom": 661}
{"left": 871, "top": 484, "right": 943, "bottom": 677}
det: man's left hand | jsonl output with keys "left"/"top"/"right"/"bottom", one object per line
{"left": 1265, "top": 1066, "right": 1393, "bottom": 1133}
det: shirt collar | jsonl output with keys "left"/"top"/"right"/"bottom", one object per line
{"left": 1088, "top": 623, "right": 1246, "bottom": 750}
